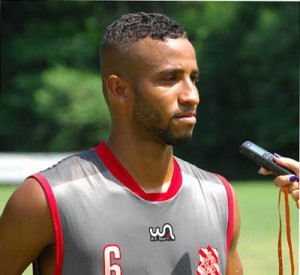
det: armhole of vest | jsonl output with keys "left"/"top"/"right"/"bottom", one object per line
{"left": 215, "top": 174, "right": 234, "bottom": 258}
{"left": 27, "top": 173, "right": 63, "bottom": 275}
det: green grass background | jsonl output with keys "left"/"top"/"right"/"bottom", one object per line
{"left": 0, "top": 181, "right": 298, "bottom": 274}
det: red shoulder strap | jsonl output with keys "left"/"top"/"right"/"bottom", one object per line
{"left": 27, "top": 174, "right": 64, "bottom": 275}
{"left": 215, "top": 174, "right": 234, "bottom": 257}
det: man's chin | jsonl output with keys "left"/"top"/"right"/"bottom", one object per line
{"left": 170, "top": 137, "right": 192, "bottom": 146}
{"left": 161, "top": 134, "right": 193, "bottom": 146}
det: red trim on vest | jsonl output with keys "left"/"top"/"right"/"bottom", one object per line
{"left": 94, "top": 141, "right": 182, "bottom": 202}
{"left": 28, "top": 173, "right": 64, "bottom": 275}
{"left": 215, "top": 174, "right": 234, "bottom": 257}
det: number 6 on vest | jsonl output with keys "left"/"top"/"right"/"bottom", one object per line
{"left": 103, "top": 245, "right": 122, "bottom": 275}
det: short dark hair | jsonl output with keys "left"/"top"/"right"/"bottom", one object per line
{"left": 101, "top": 12, "right": 187, "bottom": 47}
{"left": 100, "top": 12, "right": 187, "bottom": 65}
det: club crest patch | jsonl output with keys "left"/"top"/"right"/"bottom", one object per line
{"left": 197, "top": 246, "right": 219, "bottom": 275}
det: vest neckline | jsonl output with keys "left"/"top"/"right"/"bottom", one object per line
{"left": 94, "top": 141, "right": 182, "bottom": 202}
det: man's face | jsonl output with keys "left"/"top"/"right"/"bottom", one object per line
{"left": 127, "top": 37, "right": 200, "bottom": 146}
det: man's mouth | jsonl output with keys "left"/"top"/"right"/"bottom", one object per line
{"left": 173, "top": 112, "right": 197, "bottom": 124}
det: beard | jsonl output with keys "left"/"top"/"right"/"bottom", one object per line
{"left": 132, "top": 90, "right": 194, "bottom": 146}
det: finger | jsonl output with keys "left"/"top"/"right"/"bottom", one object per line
{"left": 291, "top": 189, "right": 299, "bottom": 206}
{"left": 258, "top": 167, "right": 273, "bottom": 175}
{"left": 274, "top": 175, "right": 299, "bottom": 188}
{"left": 277, "top": 181, "right": 298, "bottom": 199}
{"left": 291, "top": 188, "right": 299, "bottom": 200}
{"left": 273, "top": 155, "right": 299, "bottom": 175}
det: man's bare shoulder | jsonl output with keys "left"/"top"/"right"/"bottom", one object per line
{"left": 0, "top": 177, "right": 54, "bottom": 274}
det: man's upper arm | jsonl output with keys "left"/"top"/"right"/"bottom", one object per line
{"left": 226, "top": 186, "right": 243, "bottom": 275}
{"left": 0, "top": 178, "right": 54, "bottom": 274}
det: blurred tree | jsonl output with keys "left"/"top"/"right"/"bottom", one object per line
{"left": 1, "top": 1, "right": 111, "bottom": 151}
{"left": 33, "top": 65, "right": 110, "bottom": 151}
{"left": 1, "top": 1, "right": 298, "bottom": 179}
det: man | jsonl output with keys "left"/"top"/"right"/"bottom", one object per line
{"left": 0, "top": 12, "right": 243, "bottom": 274}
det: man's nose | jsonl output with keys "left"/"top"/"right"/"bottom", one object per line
{"left": 178, "top": 80, "right": 200, "bottom": 106}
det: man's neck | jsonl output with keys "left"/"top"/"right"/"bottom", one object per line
{"left": 141, "top": 181, "right": 171, "bottom": 194}
{"left": 106, "top": 136, "right": 174, "bottom": 192}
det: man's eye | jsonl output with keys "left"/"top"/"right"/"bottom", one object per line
{"left": 163, "top": 75, "right": 177, "bottom": 82}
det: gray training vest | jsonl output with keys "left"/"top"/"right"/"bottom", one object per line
{"left": 31, "top": 142, "right": 234, "bottom": 275}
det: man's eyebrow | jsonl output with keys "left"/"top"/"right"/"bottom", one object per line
{"left": 159, "top": 68, "right": 199, "bottom": 75}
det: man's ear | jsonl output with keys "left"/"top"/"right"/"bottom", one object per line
{"left": 106, "top": 75, "right": 129, "bottom": 105}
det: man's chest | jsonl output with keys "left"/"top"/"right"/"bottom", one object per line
{"left": 59, "top": 189, "right": 227, "bottom": 274}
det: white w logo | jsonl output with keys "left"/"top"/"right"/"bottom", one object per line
{"left": 149, "top": 223, "right": 175, "bottom": 242}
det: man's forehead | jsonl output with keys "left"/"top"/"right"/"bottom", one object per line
{"left": 134, "top": 37, "right": 197, "bottom": 69}
{"left": 136, "top": 36, "right": 194, "bottom": 53}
